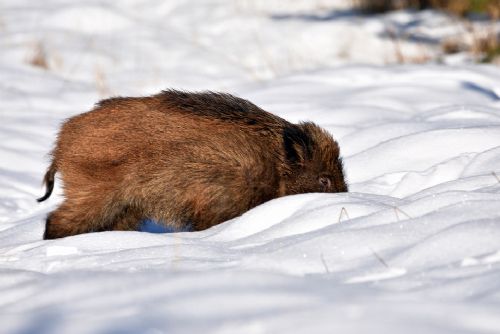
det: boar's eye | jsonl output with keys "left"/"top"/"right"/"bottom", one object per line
{"left": 318, "top": 176, "right": 331, "bottom": 190}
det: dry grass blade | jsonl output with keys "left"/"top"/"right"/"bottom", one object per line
{"left": 95, "top": 65, "right": 111, "bottom": 97}
{"left": 320, "top": 253, "right": 330, "bottom": 274}
{"left": 394, "top": 206, "right": 412, "bottom": 221}
{"left": 386, "top": 25, "right": 405, "bottom": 64}
{"left": 492, "top": 171, "right": 500, "bottom": 183}
{"left": 338, "top": 207, "right": 350, "bottom": 223}
{"left": 28, "top": 42, "right": 49, "bottom": 70}
{"left": 370, "top": 247, "right": 390, "bottom": 269}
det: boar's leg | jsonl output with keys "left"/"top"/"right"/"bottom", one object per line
{"left": 43, "top": 199, "right": 121, "bottom": 239}
{"left": 44, "top": 200, "right": 144, "bottom": 239}
{"left": 112, "top": 206, "right": 142, "bottom": 231}
{"left": 44, "top": 202, "right": 91, "bottom": 239}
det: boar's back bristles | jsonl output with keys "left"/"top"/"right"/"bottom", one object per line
{"left": 39, "top": 90, "right": 348, "bottom": 239}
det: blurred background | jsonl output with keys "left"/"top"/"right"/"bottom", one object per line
{"left": 1, "top": 0, "right": 499, "bottom": 100}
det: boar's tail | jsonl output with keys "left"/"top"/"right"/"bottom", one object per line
{"left": 37, "top": 162, "right": 57, "bottom": 202}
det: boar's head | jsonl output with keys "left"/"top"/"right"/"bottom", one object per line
{"left": 282, "top": 122, "right": 348, "bottom": 195}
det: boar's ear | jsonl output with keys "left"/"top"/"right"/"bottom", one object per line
{"left": 283, "top": 125, "right": 313, "bottom": 165}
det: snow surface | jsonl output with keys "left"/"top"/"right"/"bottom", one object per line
{"left": 1, "top": 1, "right": 500, "bottom": 333}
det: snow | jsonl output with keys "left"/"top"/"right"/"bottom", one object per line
{"left": 1, "top": 1, "right": 500, "bottom": 333}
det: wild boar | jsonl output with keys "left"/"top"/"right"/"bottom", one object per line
{"left": 38, "top": 90, "right": 348, "bottom": 239}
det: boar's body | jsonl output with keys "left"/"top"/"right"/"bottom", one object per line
{"left": 39, "top": 90, "right": 347, "bottom": 239}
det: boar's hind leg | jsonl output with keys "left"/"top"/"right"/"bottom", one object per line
{"left": 44, "top": 203, "right": 87, "bottom": 239}
{"left": 43, "top": 200, "right": 118, "bottom": 239}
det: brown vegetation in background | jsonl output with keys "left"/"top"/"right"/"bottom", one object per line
{"left": 440, "top": 4, "right": 500, "bottom": 63}
{"left": 353, "top": 0, "right": 500, "bottom": 64}
{"left": 352, "top": 0, "right": 429, "bottom": 13}
{"left": 353, "top": 0, "right": 500, "bottom": 17}
{"left": 28, "top": 42, "right": 49, "bottom": 70}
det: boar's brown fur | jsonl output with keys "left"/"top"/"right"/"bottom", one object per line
{"left": 38, "top": 90, "right": 347, "bottom": 239}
